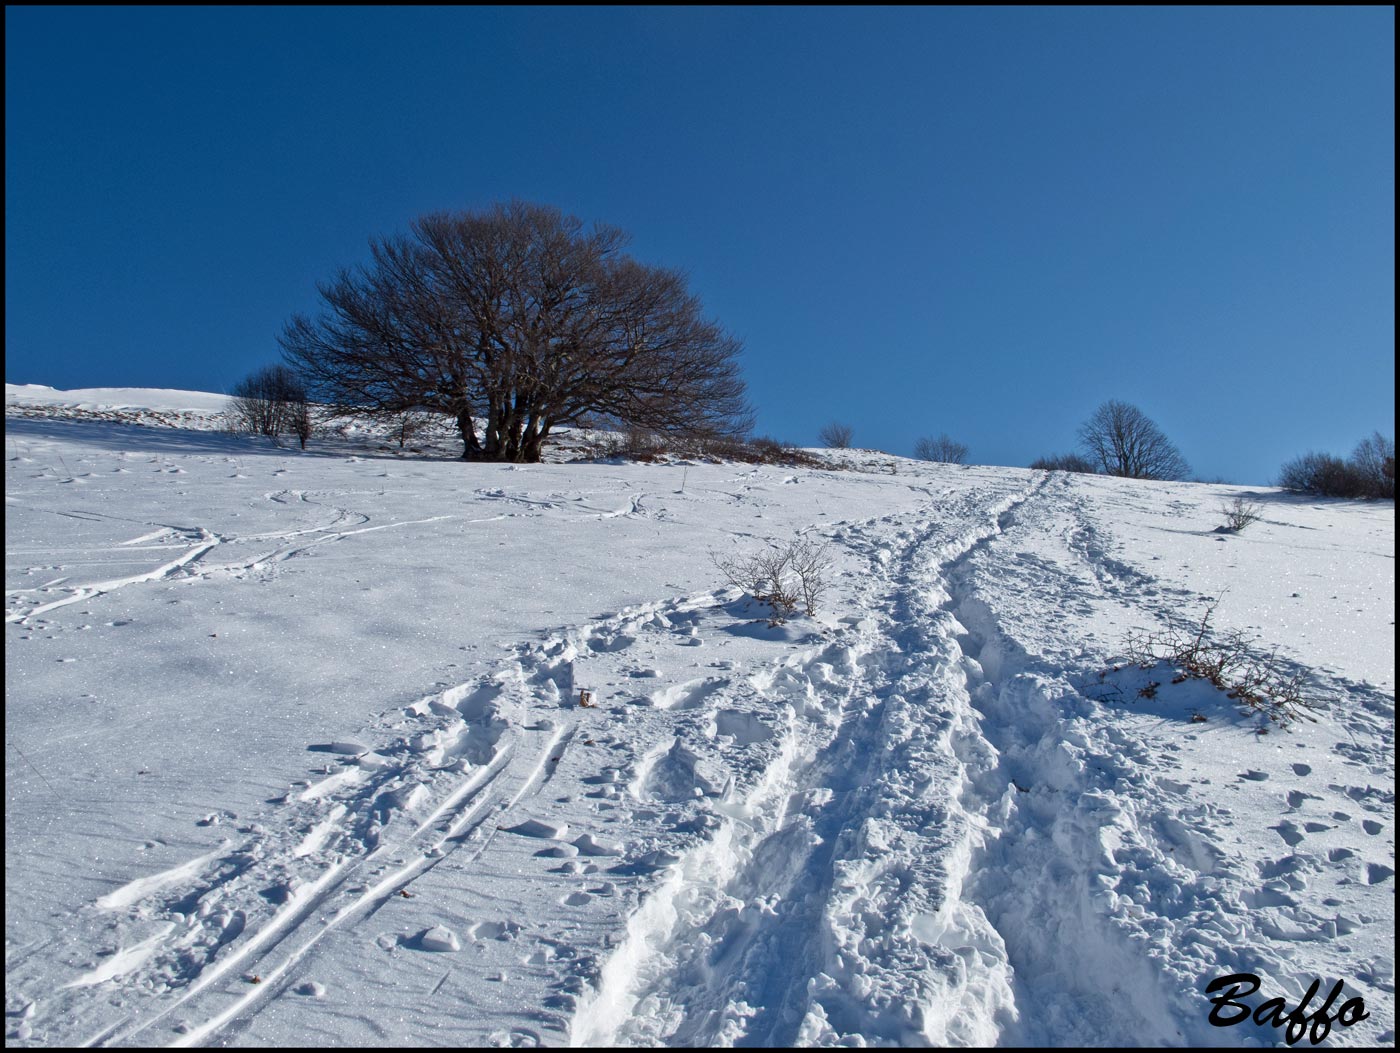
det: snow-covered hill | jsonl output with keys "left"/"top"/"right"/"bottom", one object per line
{"left": 5, "top": 387, "right": 1394, "bottom": 1047}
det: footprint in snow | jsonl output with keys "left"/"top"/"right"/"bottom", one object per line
{"left": 469, "top": 920, "right": 520, "bottom": 941}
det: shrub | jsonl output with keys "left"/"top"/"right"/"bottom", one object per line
{"left": 743, "top": 435, "right": 823, "bottom": 467}
{"left": 1278, "top": 451, "right": 1368, "bottom": 498}
{"left": 1029, "top": 452, "right": 1097, "bottom": 473}
{"left": 593, "top": 430, "right": 823, "bottom": 468}
{"left": 600, "top": 426, "right": 669, "bottom": 461}
{"left": 1277, "top": 433, "right": 1393, "bottom": 499}
{"left": 1116, "top": 602, "right": 1316, "bottom": 728}
{"left": 819, "top": 421, "right": 854, "bottom": 449}
{"left": 1218, "top": 496, "right": 1263, "bottom": 531}
{"left": 712, "top": 535, "right": 832, "bottom": 624}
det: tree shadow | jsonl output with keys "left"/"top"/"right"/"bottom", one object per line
{"left": 4, "top": 416, "right": 465, "bottom": 463}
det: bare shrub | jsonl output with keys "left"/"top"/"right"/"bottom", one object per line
{"left": 1029, "top": 452, "right": 1097, "bottom": 473}
{"left": 1277, "top": 451, "right": 1361, "bottom": 497}
{"left": 743, "top": 435, "right": 822, "bottom": 467}
{"left": 819, "top": 421, "right": 854, "bottom": 449}
{"left": 1117, "top": 602, "right": 1317, "bottom": 727}
{"left": 1218, "top": 496, "right": 1263, "bottom": 532}
{"left": 590, "top": 429, "right": 823, "bottom": 468}
{"left": 712, "top": 535, "right": 832, "bottom": 624}
{"left": 599, "top": 426, "right": 668, "bottom": 461}
{"left": 1285, "top": 433, "right": 1397, "bottom": 499}
{"left": 914, "top": 433, "right": 969, "bottom": 464}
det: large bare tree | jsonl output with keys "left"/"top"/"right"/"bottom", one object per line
{"left": 280, "top": 201, "right": 752, "bottom": 462}
{"left": 1077, "top": 400, "right": 1189, "bottom": 480}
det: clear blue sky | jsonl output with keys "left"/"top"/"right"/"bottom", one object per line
{"left": 5, "top": 6, "right": 1393, "bottom": 484}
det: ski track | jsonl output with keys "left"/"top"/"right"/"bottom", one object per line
{"left": 29, "top": 578, "right": 776, "bottom": 1047}
{"left": 5, "top": 485, "right": 471, "bottom": 624}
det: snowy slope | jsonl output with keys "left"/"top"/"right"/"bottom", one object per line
{"left": 4, "top": 389, "right": 1394, "bottom": 1047}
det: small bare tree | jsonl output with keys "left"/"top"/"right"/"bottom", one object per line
{"left": 387, "top": 408, "right": 435, "bottom": 449}
{"left": 230, "top": 365, "right": 308, "bottom": 438}
{"left": 819, "top": 421, "right": 854, "bottom": 449}
{"left": 290, "top": 400, "right": 314, "bottom": 449}
{"left": 712, "top": 535, "right": 831, "bottom": 625}
{"left": 1078, "top": 400, "right": 1189, "bottom": 480}
{"left": 1350, "top": 432, "right": 1395, "bottom": 499}
{"left": 914, "top": 433, "right": 969, "bottom": 464}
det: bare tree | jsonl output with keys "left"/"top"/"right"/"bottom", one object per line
{"left": 229, "top": 365, "right": 308, "bottom": 438}
{"left": 290, "top": 400, "right": 313, "bottom": 449}
{"left": 280, "top": 200, "right": 753, "bottom": 462}
{"left": 386, "top": 408, "right": 435, "bottom": 449}
{"left": 819, "top": 421, "right": 854, "bottom": 449}
{"left": 914, "top": 433, "right": 969, "bottom": 464}
{"left": 1350, "top": 431, "right": 1395, "bottom": 499}
{"left": 1077, "top": 400, "right": 1189, "bottom": 480}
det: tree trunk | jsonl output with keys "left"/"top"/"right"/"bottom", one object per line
{"left": 456, "top": 410, "right": 483, "bottom": 460}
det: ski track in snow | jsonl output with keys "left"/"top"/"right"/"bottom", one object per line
{"left": 5, "top": 483, "right": 487, "bottom": 624}
{"left": 11, "top": 477, "right": 1044, "bottom": 1048}
{"left": 567, "top": 477, "right": 1053, "bottom": 1047}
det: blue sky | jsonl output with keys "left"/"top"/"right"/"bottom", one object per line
{"left": 5, "top": 6, "right": 1393, "bottom": 484}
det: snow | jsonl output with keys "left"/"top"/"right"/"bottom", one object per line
{"left": 4, "top": 386, "right": 1394, "bottom": 1047}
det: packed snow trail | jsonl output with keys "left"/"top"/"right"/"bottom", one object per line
{"left": 941, "top": 472, "right": 1394, "bottom": 1046}
{"left": 570, "top": 479, "right": 1048, "bottom": 1046}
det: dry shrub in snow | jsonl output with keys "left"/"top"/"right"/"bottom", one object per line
{"left": 1029, "top": 451, "right": 1097, "bottom": 473}
{"left": 1119, "top": 602, "right": 1317, "bottom": 728}
{"left": 1278, "top": 433, "right": 1394, "bottom": 499}
{"left": 712, "top": 535, "right": 831, "bottom": 624}
{"left": 1218, "top": 496, "right": 1263, "bottom": 532}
